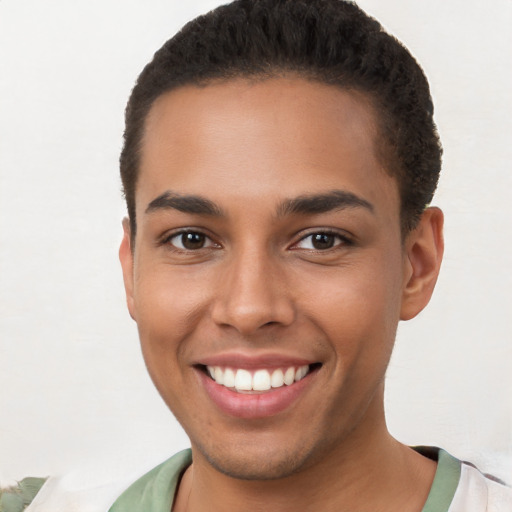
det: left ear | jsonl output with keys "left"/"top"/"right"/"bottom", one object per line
{"left": 119, "top": 217, "right": 137, "bottom": 321}
{"left": 400, "top": 207, "right": 444, "bottom": 321}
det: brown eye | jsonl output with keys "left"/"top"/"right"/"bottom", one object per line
{"left": 182, "top": 232, "right": 205, "bottom": 249}
{"left": 311, "top": 233, "right": 336, "bottom": 250}
{"left": 294, "top": 231, "right": 349, "bottom": 251}
{"left": 168, "top": 231, "right": 213, "bottom": 250}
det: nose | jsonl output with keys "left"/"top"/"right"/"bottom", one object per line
{"left": 211, "top": 247, "right": 295, "bottom": 336}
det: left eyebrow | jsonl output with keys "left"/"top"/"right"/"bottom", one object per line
{"left": 277, "top": 190, "right": 374, "bottom": 217}
{"left": 145, "top": 191, "right": 224, "bottom": 216}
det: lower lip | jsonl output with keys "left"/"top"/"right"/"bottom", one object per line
{"left": 198, "top": 369, "right": 315, "bottom": 419}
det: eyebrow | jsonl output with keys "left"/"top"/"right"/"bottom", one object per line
{"left": 145, "top": 189, "right": 374, "bottom": 218}
{"left": 145, "top": 191, "right": 224, "bottom": 216}
{"left": 277, "top": 190, "right": 374, "bottom": 217}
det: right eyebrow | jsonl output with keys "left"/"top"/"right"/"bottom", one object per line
{"left": 145, "top": 191, "right": 224, "bottom": 217}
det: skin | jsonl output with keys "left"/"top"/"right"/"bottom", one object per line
{"left": 120, "top": 78, "right": 444, "bottom": 511}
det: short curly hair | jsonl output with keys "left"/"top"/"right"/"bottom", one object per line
{"left": 121, "top": 0, "right": 442, "bottom": 237}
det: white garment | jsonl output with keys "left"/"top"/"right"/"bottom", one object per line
{"left": 449, "top": 463, "right": 512, "bottom": 511}
{"left": 25, "top": 475, "right": 131, "bottom": 512}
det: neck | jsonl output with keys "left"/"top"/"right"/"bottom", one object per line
{"left": 174, "top": 396, "right": 436, "bottom": 512}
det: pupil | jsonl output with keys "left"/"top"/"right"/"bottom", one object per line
{"left": 312, "top": 233, "right": 334, "bottom": 250}
{"left": 182, "top": 232, "right": 205, "bottom": 249}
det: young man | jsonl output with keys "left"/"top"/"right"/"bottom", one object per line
{"left": 5, "top": 1, "right": 506, "bottom": 511}
{"left": 111, "top": 0, "right": 512, "bottom": 511}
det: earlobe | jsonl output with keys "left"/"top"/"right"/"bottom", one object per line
{"left": 400, "top": 207, "right": 444, "bottom": 321}
{"left": 119, "top": 217, "right": 137, "bottom": 321}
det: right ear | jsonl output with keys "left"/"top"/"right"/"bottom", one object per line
{"left": 119, "top": 217, "right": 136, "bottom": 321}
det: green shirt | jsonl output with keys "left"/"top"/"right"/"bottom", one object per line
{"left": 108, "top": 447, "right": 461, "bottom": 512}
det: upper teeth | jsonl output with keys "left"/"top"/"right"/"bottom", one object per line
{"left": 206, "top": 365, "right": 310, "bottom": 391}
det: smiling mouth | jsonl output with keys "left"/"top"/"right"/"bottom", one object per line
{"left": 202, "top": 363, "right": 322, "bottom": 393}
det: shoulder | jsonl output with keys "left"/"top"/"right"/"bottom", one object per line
{"left": 20, "top": 474, "right": 134, "bottom": 512}
{"left": 108, "top": 449, "right": 192, "bottom": 512}
{"left": 449, "top": 461, "right": 512, "bottom": 512}
{"left": 415, "top": 446, "right": 512, "bottom": 512}
{"left": 4, "top": 449, "right": 191, "bottom": 512}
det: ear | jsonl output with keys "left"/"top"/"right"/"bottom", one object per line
{"left": 400, "top": 207, "right": 444, "bottom": 321}
{"left": 119, "top": 217, "right": 137, "bottom": 321}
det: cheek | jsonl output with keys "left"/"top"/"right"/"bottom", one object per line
{"left": 301, "top": 252, "right": 403, "bottom": 361}
{"left": 132, "top": 265, "right": 211, "bottom": 374}
{"left": 131, "top": 268, "right": 211, "bottom": 422}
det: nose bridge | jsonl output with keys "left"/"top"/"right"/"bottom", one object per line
{"left": 212, "top": 241, "right": 294, "bottom": 334}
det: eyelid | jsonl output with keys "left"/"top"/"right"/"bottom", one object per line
{"left": 160, "top": 228, "right": 220, "bottom": 250}
{"left": 291, "top": 229, "right": 354, "bottom": 250}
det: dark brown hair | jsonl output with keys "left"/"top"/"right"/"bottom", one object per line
{"left": 121, "top": 0, "right": 442, "bottom": 237}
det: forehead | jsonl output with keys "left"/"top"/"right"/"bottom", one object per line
{"left": 137, "top": 77, "right": 398, "bottom": 218}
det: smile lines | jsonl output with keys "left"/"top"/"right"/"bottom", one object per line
{"left": 206, "top": 365, "right": 310, "bottom": 392}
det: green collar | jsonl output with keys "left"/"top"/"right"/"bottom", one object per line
{"left": 415, "top": 446, "right": 462, "bottom": 512}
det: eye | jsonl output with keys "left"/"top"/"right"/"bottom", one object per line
{"left": 166, "top": 231, "right": 216, "bottom": 250}
{"left": 294, "top": 231, "right": 348, "bottom": 250}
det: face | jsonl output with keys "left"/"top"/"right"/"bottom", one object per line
{"left": 120, "top": 78, "right": 438, "bottom": 480}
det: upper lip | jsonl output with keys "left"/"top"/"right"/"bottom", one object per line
{"left": 195, "top": 352, "right": 318, "bottom": 369}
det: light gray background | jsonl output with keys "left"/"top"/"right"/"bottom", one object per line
{"left": 1, "top": 0, "right": 511, "bottom": 485}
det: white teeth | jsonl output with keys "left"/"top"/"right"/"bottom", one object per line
{"left": 284, "top": 367, "right": 295, "bottom": 385}
{"left": 295, "top": 365, "right": 309, "bottom": 381}
{"left": 253, "top": 369, "right": 271, "bottom": 391}
{"left": 223, "top": 368, "right": 236, "bottom": 388}
{"left": 206, "top": 364, "right": 311, "bottom": 392}
{"left": 234, "top": 369, "right": 252, "bottom": 391}
{"left": 271, "top": 368, "right": 284, "bottom": 388}
{"left": 214, "top": 366, "right": 224, "bottom": 385}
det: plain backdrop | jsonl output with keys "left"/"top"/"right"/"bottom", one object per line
{"left": 1, "top": 0, "right": 511, "bottom": 486}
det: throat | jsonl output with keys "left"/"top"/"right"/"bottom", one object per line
{"left": 175, "top": 437, "right": 437, "bottom": 512}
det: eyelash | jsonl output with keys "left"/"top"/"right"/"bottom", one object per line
{"left": 160, "top": 229, "right": 353, "bottom": 252}
{"left": 160, "top": 230, "right": 218, "bottom": 251}
{"left": 292, "top": 230, "right": 354, "bottom": 251}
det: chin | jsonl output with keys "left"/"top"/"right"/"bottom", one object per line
{"left": 193, "top": 436, "right": 322, "bottom": 481}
